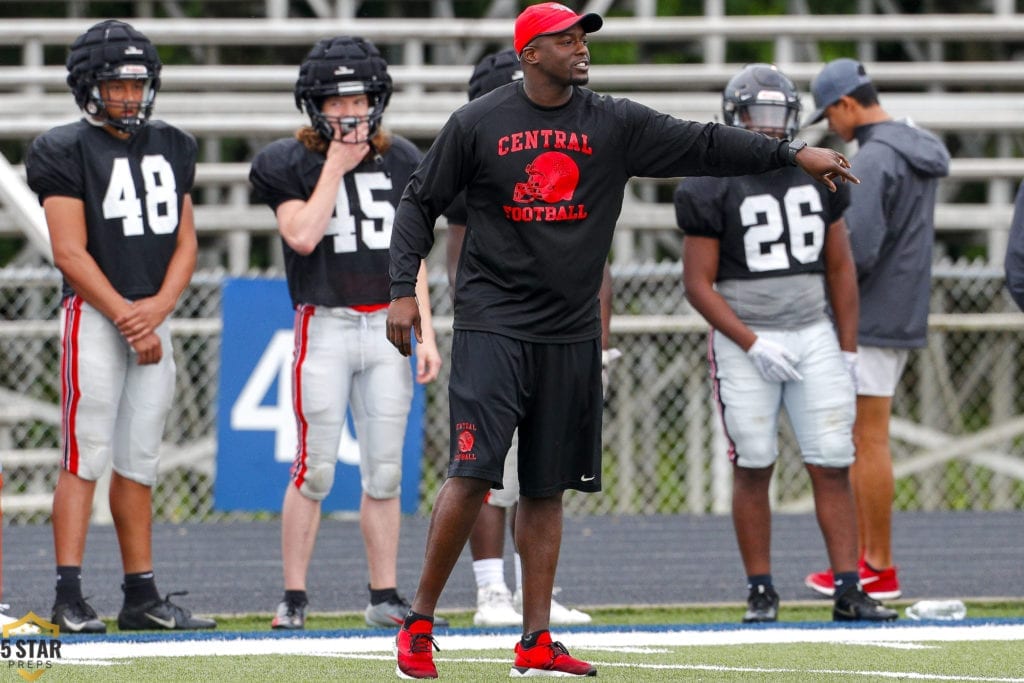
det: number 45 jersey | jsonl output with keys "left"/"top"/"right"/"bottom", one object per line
{"left": 674, "top": 166, "right": 851, "bottom": 326}
{"left": 249, "top": 135, "right": 422, "bottom": 309}
{"left": 26, "top": 119, "right": 197, "bottom": 301}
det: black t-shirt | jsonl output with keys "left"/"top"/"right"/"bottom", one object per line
{"left": 674, "top": 166, "right": 850, "bottom": 281}
{"left": 250, "top": 135, "right": 422, "bottom": 308}
{"left": 390, "top": 81, "right": 790, "bottom": 342}
{"left": 26, "top": 119, "right": 197, "bottom": 300}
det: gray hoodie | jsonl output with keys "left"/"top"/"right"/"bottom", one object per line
{"left": 1004, "top": 183, "right": 1024, "bottom": 311}
{"left": 845, "top": 119, "right": 950, "bottom": 348}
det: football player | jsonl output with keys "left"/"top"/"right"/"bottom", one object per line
{"left": 26, "top": 20, "right": 213, "bottom": 633}
{"left": 674, "top": 63, "right": 897, "bottom": 623}
{"left": 249, "top": 36, "right": 442, "bottom": 632}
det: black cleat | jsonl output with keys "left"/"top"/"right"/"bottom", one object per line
{"left": 743, "top": 584, "right": 779, "bottom": 623}
{"left": 118, "top": 591, "right": 217, "bottom": 631}
{"left": 833, "top": 584, "right": 899, "bottom": 622}
{"left": 52, "top": 597, "right": 107, "bottom": 634}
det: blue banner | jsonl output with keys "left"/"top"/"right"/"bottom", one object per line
{"left": 215, "top": 277, "right": 424, "bottom": 513}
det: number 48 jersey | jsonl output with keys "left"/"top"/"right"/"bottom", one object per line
{"left": 674, "top": 165, "right": 850, "bottom": 281}
{"left": 26, "top": 119, "right": 197, "bottom": 301}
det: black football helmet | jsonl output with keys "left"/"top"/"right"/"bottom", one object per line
{"left": 468, "top": 49, "right": 522, "bottom": 101}
{"left": 294, "top": 36, "right": 392, "bottom": 144}
{"left": 722, "top": 63, "right": 801, "bottom": 140}
{"left": 66, "top": 19, "right": 161, "bottom": 133}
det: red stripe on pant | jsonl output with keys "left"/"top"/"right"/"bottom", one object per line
{"left": 289, "top": 304, "right": 315, "bottom": 488}
{"left": 60, "top": 295, "right": 84, "bottom": 473}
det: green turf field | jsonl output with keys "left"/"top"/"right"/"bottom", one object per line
{"left": 9, "top": 601, "right": 1024, "bottom": 682}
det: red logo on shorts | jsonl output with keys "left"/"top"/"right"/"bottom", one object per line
{"left": 457, "top": 430, "right": 475, "bottom": 453}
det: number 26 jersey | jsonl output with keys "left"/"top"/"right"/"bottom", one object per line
{"left": 674, "top": 165, "right": 850, "bottom": 281}
{"left": 26, "top": 119, "right": 197, "bottom": 301}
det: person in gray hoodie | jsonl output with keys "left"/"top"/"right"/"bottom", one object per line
{"left": 801, "top": 58, "right": 950, "bottom": 601}
{"left": 1004, "top": 187, "right": 1024, "bottom": 311}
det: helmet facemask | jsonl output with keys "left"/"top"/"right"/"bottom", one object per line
{"left": 86, "top": 64, "right": 157, "bottom": 133}
{"left": 730, "top": 100, "right": 801, "bottom": 141}
{"left": 302, "top": 89, "right": 386, "bottom": 145}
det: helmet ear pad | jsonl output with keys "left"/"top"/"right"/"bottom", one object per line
{"left": 294, "top": 36, "right": 392, "bottom": 144}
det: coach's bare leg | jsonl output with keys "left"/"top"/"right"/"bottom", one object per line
{"left": 731, "top": 464, "right": 773, "bottom": 576}
{"left": 52, "top": 470, "right": 97, "bottom": 566}
{"left": 410, "top": 476, "right": 490, "bottom": 616}
{"left": 282, "top": 484, "right": 321, "bottom": 590}
{"left": 109, "top": 472, "right": 153, "bottom": 573}
{"left": 807, "top": 464, "right": 858, "bottom": 574}
{"left": 851, "top": 395, "right": 895, "bottom": 569}
{"left": 361, "top": 493, "right": 400, "bottom": 589}
{"left": 515, "top": 492, "right": 562, "bottom": 635}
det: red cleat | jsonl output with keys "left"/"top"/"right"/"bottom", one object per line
{"left": 395, "top": 618, "right": 439, "bottom": 679}
{"left": 510, "top": 630, "right": 596, "bottom": 677}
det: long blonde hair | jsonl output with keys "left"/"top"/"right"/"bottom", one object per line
{"left": 295, "top": 125, "right": 393, "bottom": 156}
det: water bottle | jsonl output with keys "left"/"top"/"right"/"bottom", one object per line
{"left": 905, "top": 600, "right": 966, "bottom": 621}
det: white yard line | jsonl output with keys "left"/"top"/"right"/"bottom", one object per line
{"left": 56, "top": 622, "right": 1024, "bottom": 661}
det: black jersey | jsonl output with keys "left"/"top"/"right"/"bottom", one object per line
{"left": 250, "top": 135, "right": 422, "bottom": 308}
{"left": 674, "top": 166, "right": 850, "bottom": 281}
{"left": 26, "top": 119, "right": 197, "bottom": 301}
{"left": 390, "top": 82, "right": 792, "bottom": 343}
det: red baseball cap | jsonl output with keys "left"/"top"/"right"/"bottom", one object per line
{"left": 513, "top": 2, "right": 603, "bottom": 55}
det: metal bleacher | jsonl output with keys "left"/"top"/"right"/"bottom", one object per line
{"left": 2, "top": 2, "right": 1024, "bottom": 269}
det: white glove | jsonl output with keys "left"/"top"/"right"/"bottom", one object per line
{"left": 601, "top": 348, "right": 622, "bottom": 399}
{"left": 747, "top": 337, "right": 803, "bottom": 382}
{"left": 842, "top": 351, "right": 859, "bottom": 393}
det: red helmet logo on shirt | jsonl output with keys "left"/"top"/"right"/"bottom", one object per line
{"left": 457, "top": 430, "right": 475, "bottom": 453}
{"left": 513, "top": 151, "right": 580, "bottom": 204}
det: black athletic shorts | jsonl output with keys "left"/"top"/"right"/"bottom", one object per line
{"left": 448, "top": 330, "right": 602, "bottom": 496}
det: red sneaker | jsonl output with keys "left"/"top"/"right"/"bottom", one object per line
{"left": 395, "top": 619, "right": 439, "bottom": 679}
{"left": 859, "top": 561, "right": 901, "bottom": 600}
{"left": 511, "top": 630, "right": 596, "bottom": 677}
{"left": 805, "top": 560, "right": 902, "bottom": 600}
{"left": 804, "top": 567, "right": 836, "bottom": 597}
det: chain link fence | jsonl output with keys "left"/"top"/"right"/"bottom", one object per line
{"left": 2, "top": 258, "right": 1023, "bottom": 524}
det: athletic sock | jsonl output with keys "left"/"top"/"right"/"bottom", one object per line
{"left": 473, "top": 558, "right": 506, "bottom": 590}
{"left": 123, "top": 571, "right": 160, "bottom": 607}
{"left": 284, "top": 589, "right": 308, "bottom": 607}
{"left": 521, "top": 629, "right": 546, "bottom": 648}
{"left": 55, "top": 565, "right": 83, "bottom": 604}
{"left": 402, "top": 611, "right": 433, "bottom": 629}
{"left": 746, "top": 573, "right": 773, "bottom": 590}
{"left": 833, "top": 571, "right": 860, "bottom": 594}
{"left": 369, "top": 585, "right": 398, "bottom": 606}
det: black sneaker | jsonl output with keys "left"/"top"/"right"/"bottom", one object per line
{"left": 742, "top": 584, "right": 779, "bottom": 623}
{"left": 118, "top": 591, "right": 217, "bottom": 631}
{"left": 364, "top": 593, "right": 449, "bottom": 629}
{"left": 833, "top": 584, "right": 899, "bottom": 622}
{"left": 52, "top": 597, "right": 107, "bottom": 634}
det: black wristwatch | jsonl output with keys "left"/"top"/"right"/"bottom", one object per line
{"left": 786, "top": 139, "right": 807, "bottom": 166}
